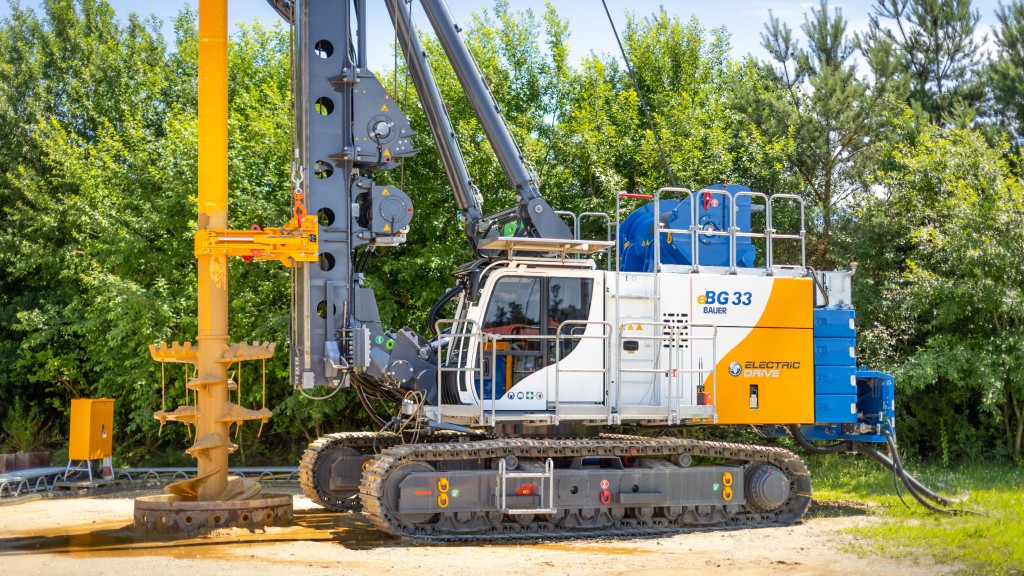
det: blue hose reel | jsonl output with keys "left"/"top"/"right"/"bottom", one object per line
{"left": 618, "top": 183, "right": 756, "bottom": 272}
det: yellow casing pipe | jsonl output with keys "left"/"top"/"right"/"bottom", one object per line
{"left": 195, "top": 0, "right": 230, "bottom": 501}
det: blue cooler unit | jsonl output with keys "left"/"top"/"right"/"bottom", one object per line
{"left": 813, "top": 309, "right": 857, "bottom": 423}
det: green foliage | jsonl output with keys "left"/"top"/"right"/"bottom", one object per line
{"left": 1, "top": 398, "right": 58, "bottom": 452}
{"left": 855, "top": 125, "right": 1024, "bottom": 463}
{"left": 0, "top": 1, "right": 369, "bottom": 465}
{"left": 740, "top": 1, "right": 903, "bottom": 267}
{"left": 988, "top": 1, "right": 1024, "bottom": 143}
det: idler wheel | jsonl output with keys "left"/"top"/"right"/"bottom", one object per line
{"left": 745, "top": 464, "right": 791, "bottom": 512}
{"left": 382, "top": 461, "right": 437, "bottom": 525}
{"left": 304, "top": 446, "right": 363, "bottom": 511}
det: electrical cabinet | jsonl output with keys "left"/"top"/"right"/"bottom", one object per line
{"left": 68, "top": 398, "right": 115, "bottom": 461}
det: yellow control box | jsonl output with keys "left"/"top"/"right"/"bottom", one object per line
{"left": 68, "top": 398, "right": 115, "bottom": 461}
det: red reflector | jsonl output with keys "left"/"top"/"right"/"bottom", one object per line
{"left": 516, "top": 483, "right": 537, "bottom": 496}
{"left": 703, "top": 191, "right": 712, "bottom": 211}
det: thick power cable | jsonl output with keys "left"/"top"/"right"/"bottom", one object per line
{"left": 600, "top": 0, "right": 677, "bottom": 188}
{"left": 789, "top": 425, "right": 979, "bottom": 515}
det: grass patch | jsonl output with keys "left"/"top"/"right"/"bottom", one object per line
{"left": 807, "top": 453, "right": 1024, "bottom": 575}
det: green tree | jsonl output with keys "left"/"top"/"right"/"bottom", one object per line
{"left": 0, "top": 0, "right": 173, "bottom": 448}
{"left": 742, "top": 0, "right": 902, "bottom": 267}
{"left": 0, "top": 2, "right": 362, "bottom": 463}
{"left": 855, "top": 125, "right": 1024, "bottom": 463}
{"left": 859, "top": 0, "right": 986, "bottom": 125}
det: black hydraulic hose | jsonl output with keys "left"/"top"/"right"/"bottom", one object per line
{"left": 852, "top": 442, "right": 957, "bottom": 506}
{"left": 353, "top": 377, "right": 390, "bottom": 428}
{"left": 787, "top": 425, "right": 854, "bottom": 454}
{"left": 428, "top": 284, "right": 465, "bottom": 336}
{"left": 806, "top": 267, "right": 829, "bottom": 307}
{"left": 789, "top": 425, "right": 978, "bottom": 515}
{"left": 882, "top": 432, "right": 952, "bottom": 513}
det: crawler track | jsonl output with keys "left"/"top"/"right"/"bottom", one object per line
{"left": 358, "top": 434, "right": 812, "bottom": 541}
{"left": 299, "top": 431, "right": 402, "bottom": 511}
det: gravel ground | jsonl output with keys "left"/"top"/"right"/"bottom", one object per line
{"left": 0, "top": 491, "right": 958, "bottom": 576}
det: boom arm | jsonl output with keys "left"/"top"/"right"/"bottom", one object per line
{"left": 416, "top": 0, "right": 571, "bottom": 240}
{"left": 385, "top": 0, "right": 485, "bottom": 252}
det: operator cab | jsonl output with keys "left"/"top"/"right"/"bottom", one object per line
{"left": 463, "top": 265, "right": 604, "bottom": 407}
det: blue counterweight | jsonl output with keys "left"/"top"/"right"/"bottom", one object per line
{"left": 619, "top": 184, "right": 756, "bottom": 272}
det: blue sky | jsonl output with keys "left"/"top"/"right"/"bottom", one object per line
{"left": 0, "top": 0, "right": 1007, "bottom": 70}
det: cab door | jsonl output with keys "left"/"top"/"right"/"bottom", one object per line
{"left": 466, "top": 270, "right": 604, "bottom": 410}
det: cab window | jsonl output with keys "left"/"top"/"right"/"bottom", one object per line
{"left": 478, "top": 275, "right": 594, "bottom": 396}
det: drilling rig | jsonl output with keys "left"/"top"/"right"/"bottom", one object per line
{"left": 147, "top": 0, "right": 947, "bottom": 539}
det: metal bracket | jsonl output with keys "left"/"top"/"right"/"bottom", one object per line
{"left": 194, "top": 215, "right": 319, "bottom": 268}
{"left": 149, "top": 341, "right": 198, "bottom": 364}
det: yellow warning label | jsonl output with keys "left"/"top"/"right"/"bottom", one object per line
{"left": 383, "top": 149, "right": 391, "bottom": 156}
{"left": 636, "top": 324, "right": 643, "bottom": 331}
{"left": 384, "top": 224, "right": 391, "bottom": 232}
{"left": 381, "top": 188, "right": 390, "bottom": 196}
{"left": 381, "top": 104, "right": 389, "bottom": 112}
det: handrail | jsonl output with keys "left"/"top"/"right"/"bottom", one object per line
{"left": 767, "top": 194, "right": 806, "bottom": 271}
{"left": 690, "top": 188, "right": 732, "bottom": 271}
{"left": 434, "top": 317, "right": 488, "bottom": 425}
{"left": 615, "top": 321, "right": 718, "bottom": 423}
{"left": 497, "top": 457, "right": 555, "bottom": 514}
{"left": 731, "top": 190, "right": 770, "bottom": 273}
{"left": 579, "top": 212, "right": 614, "bottom": 269}
{"left": 428, "top": 316, "right": 724, "bottom": 426}
{"left": 554, "top": 320, "right": 613, "bottom": 424}
{"left": 651, "top": 187, "right": 695, "bottom": 273}
{"left": 637, "top": 187, "right": 806, "bottom": 274}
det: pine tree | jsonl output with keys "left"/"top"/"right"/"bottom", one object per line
{"left": 742, "top": 0, "right": 901, "bottom": 267}
{"left": 988, "top": 1, "right": 1024, "bottom": 141}
{"left": 859, "top": 0, "right": 985, "bottom": 125}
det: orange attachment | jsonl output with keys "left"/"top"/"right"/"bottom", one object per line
{"left": 194, "top": 215, "right": 319, "bottom": 267}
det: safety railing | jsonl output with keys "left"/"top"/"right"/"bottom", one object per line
{"left": 615, "top": 187, "right": 807, "bottom": 274}
{"left": 614, "top": 322, "right": 718, "bottom": 424}
{"left": 554, "top": 209, "right": 614, "bottom": 269}
{"left": 435, "top": 317, "right": 490, "bottom": 426}
{"left": 433, "top": 317, "right": 718, "bottom": 425}
{"left": 731, "top": 190, "right": 769, "bottom": 272}
{"left": 0, "top": 467, "right": 300, "bottom": 498}
{"left": 554, "top": 320, "right": 613, "bottom": 423}
{"left": 767, "top": 194, "right": 807, "bottom": 272}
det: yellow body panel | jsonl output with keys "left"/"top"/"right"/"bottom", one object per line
{"left": 712, "top": 328, "right": 815, "bottom": 424}
{"left": 754, "top": 277, "right": 813, "bottom": 329}
{"left": 69, "top": 398, "right": 115, "bottom": 460}
{"left": 704, "top": 276, "right": 815, "bottom": 424}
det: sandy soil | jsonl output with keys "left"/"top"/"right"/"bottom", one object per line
{"left": 0, "top": 491, "right": 957, "bottom": 576}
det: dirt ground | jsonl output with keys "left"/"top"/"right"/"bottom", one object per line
{"left": 0, "top": 490, "right": 958, "bottom": 576}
